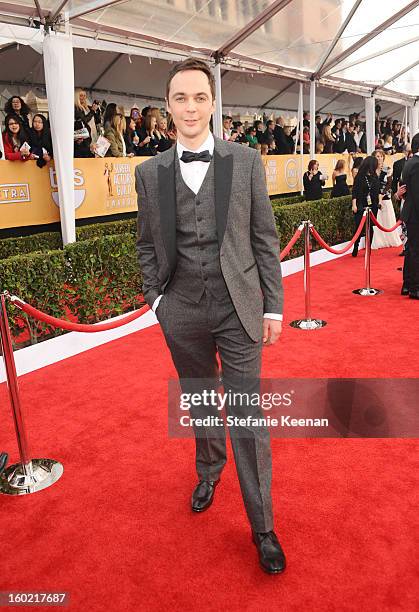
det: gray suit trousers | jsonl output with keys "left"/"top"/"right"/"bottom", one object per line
{"left": 156, "top": 288, "right": 273, "bottom": 533}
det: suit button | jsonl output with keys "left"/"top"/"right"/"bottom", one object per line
{"left": 196, "top": 200, "right": 200, "bottom": 206}
{"left": 203, "top": 276, "right": 208, "bottom": 281}
{"left": 197, "top": 217, "right": 203, "bottom": 222}
{"left": 202, "top": 262, "right": 207, "bottom": 266}
{"left": 199, "top": 234, "right": 204, "bottom": 239}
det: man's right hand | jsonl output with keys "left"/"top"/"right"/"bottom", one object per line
{"left": 396, "top": 184, "right": 407, "bottom": 200}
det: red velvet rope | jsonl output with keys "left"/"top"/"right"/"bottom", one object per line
{"left": 11, "top": 299, "right": 150, "bottom": 332}
{"left": 310, "top": 215, "right": 367, "bottom": 255}
{"left": 8, "top": 217, "right": 371, "bottom": 331}
{"left": 370, "top": 212, "right": 402, "bottom": 233}
{"left": 280, "top": 227, "right": 303, "bottom": 261}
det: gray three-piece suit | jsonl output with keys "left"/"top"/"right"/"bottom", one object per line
{"left": 135, "top": 136, "right": 283, "bottom": 532}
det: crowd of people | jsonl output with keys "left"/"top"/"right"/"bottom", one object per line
{"left": 1, "top": 93, "right": 410, "bottom": 165}
{"left": 0, "top": 91, "right": 176, "bottom": 163}
{"left": 220, "top": 107, "right": 408, "bottom": 157}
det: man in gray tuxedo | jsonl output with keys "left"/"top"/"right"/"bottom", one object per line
{"left": 135, "top": 58, "right": 285, "bottom": 574}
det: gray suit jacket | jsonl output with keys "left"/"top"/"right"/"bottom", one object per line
{"left": 135, "top": 136, "right": 283, "bottom": 341}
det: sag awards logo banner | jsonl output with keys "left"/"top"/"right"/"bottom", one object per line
{"left": 0, "top": 153, "right": 403, "bottom": 230}
{"left": 0, "top": 157, "right": 146, "bottom": 230}
{"left": 261, "top": 153, "right": 353, "bottom": 194}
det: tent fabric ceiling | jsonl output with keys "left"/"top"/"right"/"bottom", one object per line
{"left": 0, "top": 0, "right": 417, "bottom": 111}
{"left": 0, "top": 43, "right": 405, "bottom": 120}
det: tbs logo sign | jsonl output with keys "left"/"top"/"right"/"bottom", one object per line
{"left": 50, "top": 168, "right": 85, "bottom": 209}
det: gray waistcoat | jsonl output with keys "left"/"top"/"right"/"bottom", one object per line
{"left": 168, "top": 155, "right": 230, "bottom": 303}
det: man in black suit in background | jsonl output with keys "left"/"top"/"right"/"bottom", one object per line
{"left": 274, "top": 116, "right": 292, "bottom": 154}
{"left": 392, "top": 144, "right": 412, "bottom": 194}
{"left": 336, "top": 122, "right": 357, "bottom": 153}
{"left": 400, "top": 133, "right": 419, "bottom": 299}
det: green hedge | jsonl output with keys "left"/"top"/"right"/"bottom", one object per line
{"left": 0, "top": 232, "right": 62, "bottom": 260}
{"left": 271, "top": 194, "right": 304, "bottom": 206}
{"left": 0, "top": 219, "right": 137, "bottom": 261}
{"left": 0, "top": 233, "right": 142, "bottom": 346}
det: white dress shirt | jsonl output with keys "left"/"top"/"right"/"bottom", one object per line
{"left": 152, "top": 131, "right": 282, "bottom": 322}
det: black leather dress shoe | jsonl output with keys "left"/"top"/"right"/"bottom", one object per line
{"left": 409, "top": 291, "right": 419, "bottom": 300}
{"left": 352, "top": 246, "right": 358, "bottom": 257}
{"left": 252, "top": 530, "right": 286, "bottom": 574}
{"left": 191, "top": 479, "right": 219, "bottom": 512}
{"left": 401, "top": 285, "right": 410, "bottom": 296}
{"left": 0, "top": 452, "right": 8, "bottom": 475}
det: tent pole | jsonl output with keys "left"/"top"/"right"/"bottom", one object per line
{"left": 43, "top": 32, "right": 76, "bottom": 245}
{"left": 212, "top": 61, "right": 223, "bottom": 139}
{"left": 294, "top": 87, "right": 300, "bottom": 155}
{"left": 409, "top": 105, "right": 419, "bottom": 139}
{"left": 0, "top": 131, "right": 5, "bottom": 161}
{"left": 299, "top": 83, "right": 304, "bottom": 196}
{"left": 365, "top": 96, "right": 376, "bottom": 154}
{"left": 309, "top": 79, "right": 316, "bottom": 160}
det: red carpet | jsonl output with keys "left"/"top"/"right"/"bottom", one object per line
{"left": 0, "top": 247, "right": 417, "bottom": 611}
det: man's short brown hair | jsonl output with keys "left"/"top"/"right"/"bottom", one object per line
{"left": 166, "top": 58, "right": 215, "bottom": 101}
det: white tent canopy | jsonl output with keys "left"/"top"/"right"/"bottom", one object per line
{"left": 0, "top": 42, "right": 408, "bottom": 120}
{"left": 0, "top": 0, "right": 418, "bottom": 105}
{"left": 0, "top": 0, "right": 419, "bottom": 104}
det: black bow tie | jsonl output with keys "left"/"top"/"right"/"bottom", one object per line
{"left": 180, "top": 150, "right": 212, "bottom": 163}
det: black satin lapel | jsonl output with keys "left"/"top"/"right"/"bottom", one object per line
{"left": 214, "top": 149, "right": 233, "bottom": 249}
{"left": 158, "top": 159, "right": 177, "bottom": 273}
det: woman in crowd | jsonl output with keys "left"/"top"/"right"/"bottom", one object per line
{"left": 303, "top": 159, "right": 325, "bottom": 201}
{"left": 149, "top": 107, "right": 162, "bottom": 126}
{"left": 371, "top": 149, "right": 402, "bottom": 249}
{"left": 322, "top": 124, "right": 335, "bottom": 153}
{"left": 74, "top": 119, "right": 94, "bottom": 158}
{"left": 351, "top": 156, "right": 381, "bottom": 257}
{"left": 130, "top": 105, "right": 141, "bottom": 125}
{"left": 372, "top": 149, "right": 389, "bottom": 193}
{"left": 4, "top": 96, "right": 31, "bottom": 132}
{"left": 74, "top": 89, "right": 100, "bottom": 145}
{"left": 29, "top": 113, "right": 53, "bottom": 168}
{"left": 2, "top": 114, "right": 33, "bottom": 161}
{"left": 302, "top": 127, "right": 310, "bottom": 154}
{"left": 103, "top": 103, "right": 118, "bottom": 132}
{"left": 155, "top": 117, "right": 173, "bottom": 152}
{"left": 383, "top": 133, "right": 394, "bottom": 155}
{"left": 137, "top": 114, "right": 159, "bottom": 156}
{"left": 351, "top": 156, "right": 363, "bottom": 182}
{"left": 166, "top": 113, "right": 177, "bottom": 142}
{"left": 283, "top": 125, "right": 295, "bottom": 153}
{"left": 331, "top": 159, "right": 349, "bottom": 198}
{"left": 105, "top": 113, "right": 133, "bottom": 157}
{"left": 124, "top": 117, "right": 140, "bottom": 156}
{"left": 246, "top": 126, "right": 258, "bottom": 148}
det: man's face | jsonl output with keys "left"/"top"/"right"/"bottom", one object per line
{"left": 166, "top": 69, "right": 215, "bottom": 141}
